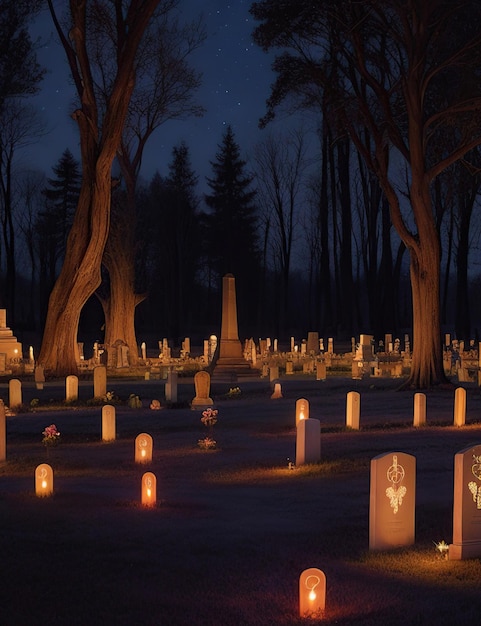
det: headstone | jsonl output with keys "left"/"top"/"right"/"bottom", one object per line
{"left": 94, "top": 365, "right": 107, "bottom": 398}
{"left": 29, "top": 346, "right": 34, "bottom": 363}
{"left": 269, "top": 365, "right": 279, "bottom": 382}
{"left": 141, "top": 471, "right": 157, "bottom": 507}
{"left": 413, "top": 392, "right": 426, "bottom": 427}
{"left": 0, "top": 400, "right": 5, "bottom": 462}
{"left": 445, "top": 333, "right": 451, "bottom": 347}
{"left": 35, "top": 463, "right": 54, "bottom": 497}
{"left": 346, "top": 391, "right": 360, "bottom": 430}
{"left": 273, "top": 338, "right": 278, "bottom": 352}
{"left": 141, "top": 341, "right": 147, "bottom": 360}
{"left": 66, "top": 375, "right": 79, "bottom": 402}
{"left": 101, "top": 404, "right": 116, "bottom": 441}
{"left": 296, "top": 398, "right": 309, "bottom": 426}
{"left": 135, "top": 433, "right": 153, "bottom": 464}
{"left": 165, "top": 369, "right": 178, "bottom": 403}
{"left": 299, "top": 568, "right": 326, "bottom": 618}
{"left": 271, "top": 382, "right": 283, "bottom": 399}
{"left": 307, "top": 332, "right": 319, "bottom": 354}
{"left": 191, "top": 371, "right": 213, "bottom": 408}
{"left": 454, "top": 387, "right": 466, "bottom": 427}
{"left": 385, "top": 334, "right": 393, "bottom": 352}
{"left": 9, "top": 378, "right": 22, "bottom": 408}
{"left": 328, "top": 338, "right": 334, "bottom": 354}
{"left": 286, "top": 361, "right": 294, "bottom": 375}
{"left": 34, "top": 365, "right": 45, "bottom": 390}
{"left": 449, "top": 443, "right": 481, "bottom": 559}
{"left": 290, "top": 336, "right": 295, "bottom": 352}
{"left": 369, "top": 451, "right": 416, "bottom": 550}
{"left": 296, "top": 418, "right": 321, "bottom": 465}
{"left": 203, "top": 339, "right": 209, "bottom": 362}
{"left": 300, "top": 341, "right": 307, "bottom": 355}
{"left": 316, "top": 361, "right": 326, "bottom": 381}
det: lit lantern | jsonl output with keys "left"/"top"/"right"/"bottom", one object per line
{"left": 141, "top": 471, "right": 156, "bottom": 507}
{"left": 299, "top": 568, "right": 326, "bottom": 618}
{"left": 35, "top": 463, "right": 53, "bottom": 497}
{"left": 135, "top": 433, "right": 153, "bottom": 464}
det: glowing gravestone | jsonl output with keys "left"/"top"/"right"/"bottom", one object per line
{"left": 135, "top": 433, "right": 153, "bottom": 464}
{"left": 346, "top": 391, "right": 360, "bottom": 429}
{"left": 101, "top": 404, "right": 116, "bottom": 441}
{"left": 9, "top": 378, "right": 22, "bottom": 408}
{"left": 35, "top": 463, "right": 53, "bottom": 497}
{"left": 299, "top": 568, "right": 326, "bottom": 618}
{"left": 66, "top": 374, "right": 79, "bottom": 402}
{"left": 369, "top": 451, "right": 416, "bottom": 550}
{"left": 141, "top": 471, "right": 157, "bottom": 507}
{"left": 296, "top": 398, "right": 309, "bottom": 426}
{"left": 453, "top": 387, "right": 466, "bottom": 427}
{"left": 0, "top": 400, "right": 5, "bottom": 462}
{"left": 449, "top": 443, "right": 481, "bottom": 559}
{"left": 413, "top": 392, "right": 426, "bottom": 427}
{"left": 271, "top": 382, "right": 283, "bottom": 399}
{"left": 93, "top": 365, "right": 107, "bottom": 399}
{"left": 296, "top": 418, "right": 321, "bottom": 466}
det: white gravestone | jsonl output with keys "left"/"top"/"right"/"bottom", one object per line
{"left": 454, "top": 387, "right": 466, "bottom": 427}
{"left": 9, "top": 378, "right": 22, "bottom": 408}
{"left": 369, "top": 451, "right": 416, "bottom": 550}
{"left": 66, "top": 375, "right": 79, "bottom": 402}
{"left": 346, "top": 391, "right": 360, "bottom": 430}
{"left": 102, "top": 404, "right": 116, "bottom": 442}
{"left": 94, "top": 365, "right": 107, "bottom": 398}
{"left": 449, "top": 444, "right": 481, "bottom": 559}
{"left": 296, "top": 418, "right": 321, "bottom": 466}
{"left": 413, "top": 392, "right": 426, "bottom": 427}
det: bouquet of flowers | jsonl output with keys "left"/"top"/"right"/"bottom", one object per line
{"left": 42, "top": 424, "right": 61, "bottom": 447}
{"left": 201, "top": 407, "right": 218, "bottom": 427}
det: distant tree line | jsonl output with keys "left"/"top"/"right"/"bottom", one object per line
{"left": 2, "top": 0, "right": 481, "bottom": 387}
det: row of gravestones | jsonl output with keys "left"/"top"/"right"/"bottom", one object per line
{"left": 294, "top": 413, "right": 481, "bottom": 560}
{"left": 7, "top": 368, "right": 214, "bottom": 409}
{"left": 294, "top": 389, "right": 470, "bottom": 432}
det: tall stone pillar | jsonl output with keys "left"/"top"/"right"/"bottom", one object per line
{"left": 213, "top": 274, "right": 252, "bottom": 379}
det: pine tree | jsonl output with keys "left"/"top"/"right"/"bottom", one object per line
{"left": 203, "top": 126, "right": 261, "bottom": 332}
{"left": 36, "top": 149, "right": 81, "bottom": 324}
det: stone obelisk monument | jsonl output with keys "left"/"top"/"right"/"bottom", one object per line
{"left": 213, "top": 274, "right": 253, "bottom": 379}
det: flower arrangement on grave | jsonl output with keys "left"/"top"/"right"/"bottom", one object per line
{"left": 198, "top": 407, "right": 219, "bottom": 450}
{"left": 42, "top": 424, "right": 61, "bottom": 447}
{"left": 103, "top": 390, "right": 117, "bottom": 403}
{"left": 201, "top": 407, "right": 218, "bottom": 427}
{"left": 433, "top": 540, "right": 449, "bottom": 559}
{"left": 226, "top": 386, "right": 241, "bottom": 398}
{"left": 150, "top": 399, "right": 162, "bottom": 410}
{"left": 198, "top": 436, "right": 217, "bottom": 450}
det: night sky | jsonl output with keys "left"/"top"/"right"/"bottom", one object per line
{"left": 27, "top": 0, "right": 304, "bottom": 191}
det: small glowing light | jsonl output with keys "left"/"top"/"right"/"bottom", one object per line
{"left": 309, "top": 589, "right": 316, "bottom": 601}
{"left": 147, "top": 488, "right": 151, "bottom": 498}
{"left": 141, "top": 449, "right": 146, "bottom": 457}
{"left": 300, "top": 410, "right": 305, "bottom": 421}
{"left": 42, "top": 480, "right": 47, "bottom": 489}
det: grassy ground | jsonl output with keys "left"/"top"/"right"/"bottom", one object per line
{"left": 1, "top": 376, "right": 481, "bottom": 625}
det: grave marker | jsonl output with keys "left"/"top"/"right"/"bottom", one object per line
{"left": 413, "top": 392, "right": 426, "bottom": 427}
{"left": 135, "top": 433, "right": 153, "bottom": 464}
{"left": 94, "top": 365, "right": 107, "bottom": 398}
{"left": 271, "top": 382, "right": 283, "bottom": 399}
{"left": 449, "top": 443, "right": 481, "bottom": 559}
{"left": 316, "top": 361, "right": 326, "bottom": 381}
{"left": 369, "top": 451, "right": 416, "bottom": 550}
{"left": 9, "top": 378, "right": 22, "bottom": 408}
{"left": 165, "top": 369, "right": 178, "bottom": 403}
{"left": 346, "top": 391, "right": 360, "bottom": 430}
{"left": 101, "top": 404, "right": 116, "bottom": 441}
{"left": 191, "top": 371, "right": 213, "bottom": 408}
{"left": 299, "top": 568, "right": 326, "bottom": 618}
{"left": 296, "top": 418, "right": 321, "bottom": 465}
{"left": 296, "top": 398, "right": 309, "bottom": 426}
{"left": 141, "top": 471, "right": 157, "bottom": 507}
{"left": 35, "top": 463, "right": 54, "bottom": 497}
{"left": 269, "top": 365, "right": 279, "bottom": 382}
{"left": 454, "top": 387, "right": 466, "bottom": 427}
{"left": 66, "top": 375, "right": 79, "bottom": 402}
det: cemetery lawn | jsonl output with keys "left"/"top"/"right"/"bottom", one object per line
{"left": 1, "top": 376, "right": 481, "bottom": 625}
